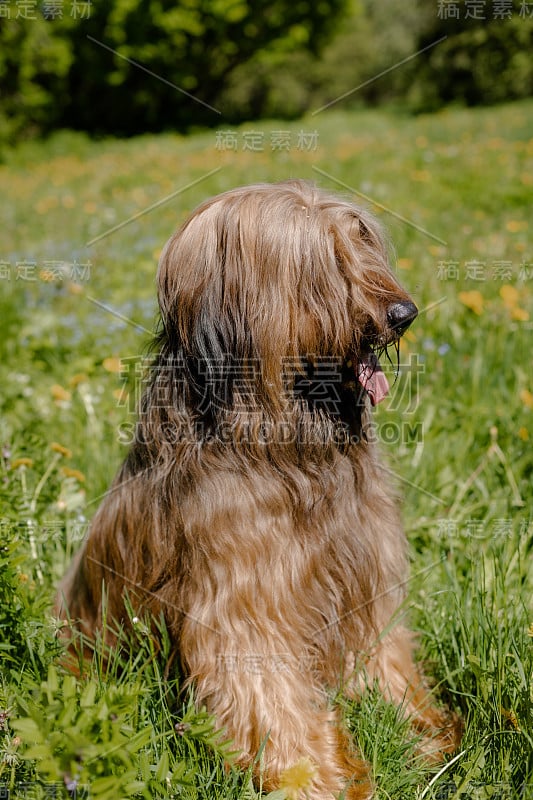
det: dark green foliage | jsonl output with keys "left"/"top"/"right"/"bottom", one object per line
{"left": 405, "top": 13, "right": 533, "bottom": 111}
{"left": 0, "top": 469, "right": 60, "bottom": 679}
{"left": 0, "top": 0, "right": 348, "bottom": 141}
{"left": 0, "top": 15, "right": 73, "bottom": 144}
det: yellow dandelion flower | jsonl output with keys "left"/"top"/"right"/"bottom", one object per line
{"left": 511, "top": 307, "right": 529, "bottom": 321}
{"left": 458, "top": 290, "right": 484, "bottom": 315}
{"left": 506, "top": 220, "right": 527, "bottom": 233}
{"left": 67, "top": 282, "right": 84, "bottom": 295}
{"left": 500, "top": 706, "right": 520, "bottom": 732}
{"left": 410, "top": 170, "right": 431, "bottom": 182}
{"left": 51, "top": 384, "right": 72, "bottom": 403}
{"left": 60, "top": 467, "right": 86, "bottom": 482}
{"left": 69, "top": 373, "right": 89, "bottom": 387}
{"left": 499, "top": 286, "right": 528, "bottom": 320}
{"left": 279, "top": 757, "right": 317, "bottom": 800}
{"left": 102, "top": 357, "right": 122, "bottom": 373}
{"left": 50, "top": 442, "right": 72, "bottom": 458}
{"left": 518, "top": 427, "right": 529, "bottom": 441}
{"left": 499, "top": 284, "right": 519, "bottom": 308}
{"left": 35, "top": 196, "right": 58, "bottom": 215}
{"left": 397, "top": 258, "right": 413, "bottom": 270}
{"left": 18, "top": 573, "right": 28, "bottom": 583}
{"left": 11, "top": 458, "right": 34, "bottom": 469}
{"left": 39, "top": 269, "right": 55, "bottom": 282}
{"left": 520, "top": 389, "right": 533, "bottom": 409}
{"left": 112, "top": 387, "right": 129, "bottom": 403}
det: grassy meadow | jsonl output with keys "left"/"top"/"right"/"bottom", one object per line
{"left": 0, "top": 100, "right": 532, "bottom": 799}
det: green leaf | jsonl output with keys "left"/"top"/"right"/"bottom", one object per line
{"left": 11, "top": 716, "right": 44, "bottom": 744}
{"left": 87, "top": 775, "right": 121, "bottom": 795}
{"left": 80, "top": 680, "right": 97, "bottom": 708}
{"left": 45, "top": 663, "right": 59, "bottom": 698}
{"left": 154, "top": 750, "right": 169, "bottom": 782}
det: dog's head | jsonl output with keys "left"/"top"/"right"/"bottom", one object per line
{"left": 157, "top": 180, "right": 417, "bottom": 439}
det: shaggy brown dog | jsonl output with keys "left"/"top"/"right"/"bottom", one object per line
{"left": 58, "top": 180, "right": 459, "bottom": 799}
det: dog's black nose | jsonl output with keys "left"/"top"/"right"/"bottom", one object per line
{"left": 387, "top": 300, "right": 418, "bottom": 335}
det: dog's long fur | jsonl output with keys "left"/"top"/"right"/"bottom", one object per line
{"left": 58, "top": 180, "right": 459, "bottom": 799}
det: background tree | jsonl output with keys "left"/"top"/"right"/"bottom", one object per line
{"left": 0, "top": 0, "right": 349, "bottom": 141}
{"left": 403, "top": 10, "right": 533, "bottom": 111}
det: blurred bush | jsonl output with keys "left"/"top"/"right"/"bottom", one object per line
{"left": 220, "top": 1, "right": 533, "bottom": 118}
{"left": 0, "top": 0, "right": 348, "bottom": 142}
{"left": 404, "top": 12, "right": 533, "bottom": 111}
{"left": 0, "top": 15, "right": 74, "bottom": 144}
{"left": 219, "top": 0, "right": 425, "bottom": 119}
{"left": 0, "top": 0, "right": 532, "bottom": 144}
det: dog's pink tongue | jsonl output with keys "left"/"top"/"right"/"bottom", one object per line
{"left": 357, "top": 354, "right": 389, "bottom": 406}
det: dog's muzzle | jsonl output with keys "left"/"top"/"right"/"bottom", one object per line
{"left": 355, "top": 300, "right": 418, "bottom": 406}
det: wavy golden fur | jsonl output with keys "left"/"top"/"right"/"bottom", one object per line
{"left": 58, "top": 180, "right": 460, "bottom": 799}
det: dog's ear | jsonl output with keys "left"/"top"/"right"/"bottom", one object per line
{"left": 156, "top": 195, "right": 297, "bottom": 415}
{"left": 356, "top": 216, "right": 374, "bottom": 246}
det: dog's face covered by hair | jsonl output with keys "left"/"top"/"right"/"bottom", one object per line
{"left": 156, "top": 180, "right": 417, "bottom": 444}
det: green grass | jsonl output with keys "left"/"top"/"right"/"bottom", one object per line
{"left": 0, "top": 100, "right": 532, "bottom": 799}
